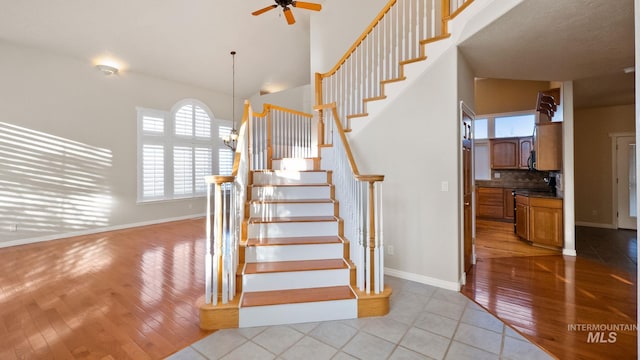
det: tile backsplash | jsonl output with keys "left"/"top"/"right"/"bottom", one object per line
{"left": 477, "top": 169, "right": 550, "bottom": 189}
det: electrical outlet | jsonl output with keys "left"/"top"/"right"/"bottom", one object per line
{"left": 387, "top": 245, "right": 394, "bottom": 255}
{"left": 494, "top": 172, "right": 501, "bottom": 179}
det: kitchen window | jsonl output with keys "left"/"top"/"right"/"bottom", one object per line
{"left": 474, "top": 111, "right": 536, "bottom": 180}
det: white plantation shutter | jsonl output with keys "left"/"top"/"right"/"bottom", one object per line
{"left": 195, "top": 147, "right": 212, "bottom": 193}
{"left": 219, "top": 148, "right": 233, "bottom": 176}
{"left": 175, "top": 105, "right": 193, "bottom": 136}
{"left": 142, "top": 115, "right": 164, "bottom": 134}
{"left": 142, "top": 144, "right": 164, "bottom": 198}
{"left": 195, "top": 107, "right": 211, "bottom": 138}
{"left": 173, "top": 146, "right": 193, "bottom": 196}
{"left": 137, "top": 101, "right": 229, "bottom": 202}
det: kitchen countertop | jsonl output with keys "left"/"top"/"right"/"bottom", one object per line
{"left": 514, "top": 189, "right": 563, "bottom": 200}
{"left": 475, "top": 180, "right": 548, "bottom": 189}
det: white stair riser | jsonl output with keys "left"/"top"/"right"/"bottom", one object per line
{"left": 248, "top": 221, "right": 338, "bottom": 238}
{"left": 251, "top": 186, "right": 330, "bottom": 200}
{"left": 250, "top": 202, "right": 334, "bottom": 218}
{"left": 243, "top": 268, "right": 350, "bottom": 292}
{"left": 272, "top": 158, "right": 315, "bottom": 171}
{"left": 245, "top": 243, "right": 344, "bottom": 263}
{"left": 253, "top": 171, "right": 328, "bottom": 185}
{"left": 239, "top": 299, "right": 357, "bottom": 327}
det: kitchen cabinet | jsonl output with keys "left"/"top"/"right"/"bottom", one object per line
{"left": 519, "top": 137, "right": 533, "bottom": 169}
{"left": 515, "top": 195, "right": 529, "bottom": 239}
{"left": 490, "top": 136, "right": 533, "bottom": 170}
{"left": 477, "top": 187, "right": 516, "bottom": 221}
{"left": 529, "top": 197, "right": 563, "bottom": 247}
{"left": 476, "top": 187, "right": 504, "bottom": 219}
{"left": 490, "top": 138, "right": 518, "bottom": 169}
{"left": 533, "top": 122, "right": 562, "bottom": 171}
{"left": 504, "top": 189, "right": 515, "bottom": 221}
{"left": 515, "top": 194, "right": 563, "bottom": 248}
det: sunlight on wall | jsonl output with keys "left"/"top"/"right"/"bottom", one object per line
{"left": 0, "top": 122, "right": 112, "bottom": 240}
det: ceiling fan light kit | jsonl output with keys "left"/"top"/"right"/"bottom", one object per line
{"left": 251, "top": 0, "right": 322, "bottom": 25}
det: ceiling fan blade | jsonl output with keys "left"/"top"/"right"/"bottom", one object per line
{"left": 283, "top": 7, "right": 296, "bottom": 25}
{"left": 293, "top": 1, "right": 322, "bottom": 11}
{"left": 252, "top": 5, "right": 277, "bottom": 16}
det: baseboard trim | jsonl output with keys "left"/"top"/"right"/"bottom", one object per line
{"left": 0, "top": 214, "right": 205, "bottom": 249}
{"left": 575, "top": 221, "right": 616, "bottom": 229}
{"left": 385, "top": 267, "right": 460, "bottom": 291}
{"left": 562, "top": 249, "right": 577, "bottom": 257}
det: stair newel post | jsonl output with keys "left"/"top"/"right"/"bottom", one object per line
{"left": 205, "top": 177, "right": 213, "bottom": 304}
{"left": 315, "top": 72, "right": 325, "bottom": 146}
{"left": 356, "top": 175, "right": 385, "bottom": 294}
{"left": 266, "top": 106, "right": 273, "bottom": 169}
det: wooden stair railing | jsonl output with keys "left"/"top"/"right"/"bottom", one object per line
{"left": 199, "top": 100, "right": 391, "bottom": 329}
{"left": 315, "top": 102, "right": 389, "bottom": 303}
{"left": 315, "top": 0, "right": 474, "bottom": 136}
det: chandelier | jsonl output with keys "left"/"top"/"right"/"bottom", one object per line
{"left": 223, "top": 50, "right": 239, "bottom": 150}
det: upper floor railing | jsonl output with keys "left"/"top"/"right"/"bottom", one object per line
{"left": 315, "top": 0, "right": 473, "bottom": 134}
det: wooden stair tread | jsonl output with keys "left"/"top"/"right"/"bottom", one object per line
{"left": 251, "top": 183, "right": 330, "bottom": 187}
{"left": 252, "top": 169, "right": 327, "bottom": 173}
{"left": 241, "top": 286, "right": 355, "bottom": 307}
{"left": 251, "top": 198, "right": 335, "bottom": 204}
{"left": 244, "top": 259, "right": 347, "bottom": 274}
{"left": 248, "top": 216, "right": 337, "bottom": 224}
{"left": 246, "top": 236, "right": 342, "bottom": 247}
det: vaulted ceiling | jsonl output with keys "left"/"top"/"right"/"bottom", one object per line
{"left": 0, "top": 0, "right": 635, "bottom": 109}
{"left": 0, "top": 0, "right": 322, "bottom": 99}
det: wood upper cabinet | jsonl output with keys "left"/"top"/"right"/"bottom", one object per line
{"left": 534, "top": 123, "right": 562, "bottom": 171}
{"left": 490, "top": 139, "right": 518, "bottom": 169}
{"left": 491, "top": 136, "right": 533, "bottom": 169}
{"left": 519, "top": 137, "right": 533, "bottom": 169}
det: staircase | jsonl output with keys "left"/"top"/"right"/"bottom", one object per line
{"left": 238, "top": 158, "right": 357, "bottom": 327}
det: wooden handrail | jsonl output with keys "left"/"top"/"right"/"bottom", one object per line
{"left": 318, "top": 103, "right": 384, "bottom": 182}
{"left": 318, "top": 0, "right": 398, "bottom": 79}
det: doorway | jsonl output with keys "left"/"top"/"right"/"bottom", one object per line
{"left": 461, "top": 103, "right": 474, "bottom": 273}
{"left": 615, "top": 135, "right": 637, "bottom": 230}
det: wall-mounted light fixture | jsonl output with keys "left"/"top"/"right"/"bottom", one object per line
{"left": 95, "top": 64, "right": 119, "bottom": 75}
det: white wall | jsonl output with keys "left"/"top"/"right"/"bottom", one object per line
{"left": 348, "top": 47, "right": 462, "bottom": 289}
{"left": 310, "top": 0, "right": 389, "bottom": 96}
{"left": 249, "top": 84, "right": 311, "bottom": 113}
{"left": 0, "top": 40, "right": 233, "bottom": 246}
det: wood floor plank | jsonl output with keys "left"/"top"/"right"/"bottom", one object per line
{"left": 475, "top": 219, "right": 559, "bottom": 258}
{"left": 462, "top": 255, "right": 636, "bottom": 360}
{"left": 0, "top": 219, "right": 212, "bottom": 359}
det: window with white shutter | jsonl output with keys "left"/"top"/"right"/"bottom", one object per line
{"left": 137, "top": 100, "right": 232, "bottom": 202}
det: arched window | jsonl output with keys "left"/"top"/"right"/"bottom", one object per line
{"left": 137, "top": 99, "right": 232, "bottom": 202}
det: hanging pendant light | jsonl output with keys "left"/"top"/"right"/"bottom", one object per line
{"left": 223, "top": 51, "right": 239, "bottom": 150}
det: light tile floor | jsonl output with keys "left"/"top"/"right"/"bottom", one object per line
{"left": 167, "top": 276, "right": 554, "bottom": 360}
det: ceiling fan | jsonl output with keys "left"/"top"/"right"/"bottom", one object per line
{"left": 252, "top": 0, "right": 322, "bottom": 25}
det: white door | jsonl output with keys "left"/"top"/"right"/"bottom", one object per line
{"left": 616, "top": 136, "right": 637, "bottom": 229}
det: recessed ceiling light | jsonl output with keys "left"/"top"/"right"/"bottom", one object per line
{"left": 96, "top": 64, "right": 119, "bottom": 76}
{"left": 623, "top": 66, "right": 635, "bottom": 74}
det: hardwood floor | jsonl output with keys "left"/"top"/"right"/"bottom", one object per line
{"left": 475, "top": 219, "right": 559, "bottom": 258}
{"left": 466, "top": 220, "right": 637, "bottom": 359}
{"left": 0, "top": 219, "right": 211, "bottom": 359}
